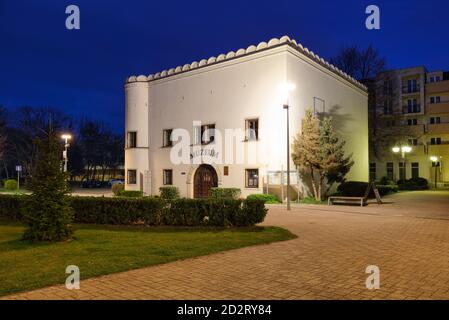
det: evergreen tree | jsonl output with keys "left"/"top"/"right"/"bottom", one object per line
{"left": 320, "top": 117, "right": 354, "bottom": 194}
{"left": 292, "top": 110, "right": 323, "bottom": 200}
{"left": 292, "top": 110, "right": 353, "bottom": 201}
{"left": 22, "top": 128, "right": 73, "bottom": 242}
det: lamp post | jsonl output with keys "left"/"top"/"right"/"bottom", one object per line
{"left": 279, "top": 83, "right": 295, "bottom": 211}
{"left": 392, "top": 145, "right": 412, "bottom": 180}
{"left": 430, "top": 156, "right": 440, "bottom": 189}
{"left": 61, "top": 134, "right": 72, "bottom": 173}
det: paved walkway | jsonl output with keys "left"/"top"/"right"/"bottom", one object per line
{"left": 4, "top": 191, "right": 449, "bottom": 300}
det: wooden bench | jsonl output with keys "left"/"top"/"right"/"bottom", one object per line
{"left": 327, "top": 196, "right": 367, "bottom": 207}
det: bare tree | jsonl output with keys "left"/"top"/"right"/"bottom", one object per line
{"left": 330, "top": 44, "right": 386, "bottom": 82}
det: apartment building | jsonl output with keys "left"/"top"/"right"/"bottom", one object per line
{"left": 370, "top": 66, "right": 449, "bottom": 186}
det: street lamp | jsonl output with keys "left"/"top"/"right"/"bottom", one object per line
{"left": 392, "top": 145, "right": 412, "bottom": 180}
{"left": 279, "top": 83, "right": 295, "bottom": 211}
{"left": 61, "top": 134, "right": 72, "bottom": 172}
{"left": 430, "top": 156, "right": 440, "bottom": 189}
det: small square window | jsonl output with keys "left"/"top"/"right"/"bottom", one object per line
{"left": 127, "top": 170, "right": 137, "bottom": 185}
{"left": 245, "top": 169, "right": 259, "bottom": 188}
{"left": 127, "top": 131, "right": 137, "bottom": 148}
{"left": 201, "top": 124, "right": 215, "bottom": 144}
{"left": 245, "top": 119, "right": 259, "bottom": 141}
{"left": 163, "top": 169, "right": 173, "bottom": 185}
{"left": 163, "top": 129, "right": 173, "bottom": 147}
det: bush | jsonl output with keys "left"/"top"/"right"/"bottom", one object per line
{"left": 209, "top": 188, "right": 241, "bottom": 199}
{"left": 112, "top": 184, "right": 124, "bottom": 196}
{"left": 397, "top": 177, "right": 429, "bottom": 190}
{"left": 117, "top": 190, "right": 143, "bottom": 197}
{"left": 378, "top": 176, "right": 395, "bottom": 186}
{"left": 159, "top": 186, "right": 180, "bottom": 200}
{"left": 300, "top": 197, "right": 324, "bottom": 204}
{"left": 246, "top": 193, "right": 280, "bottom": 204}
{"left": 337, "top": 181, "right": 398, "bottom": 198}
{"left": 0, "top": 195, "right": 22, "bottom": 220}
{"left": 337, "top": 181, "right": 369, "bottom": 197}
{"left": 0, "top": 195, "right": 267, "bottom": 227}
{"left": 4, "top": 179, "right": 18, "bottom": 190}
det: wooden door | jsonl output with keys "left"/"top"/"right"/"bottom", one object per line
{"left": 194, "top": 165, "right": 218, "bottom": 198}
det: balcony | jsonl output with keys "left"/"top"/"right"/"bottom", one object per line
{"left": 426, "top": 80, "right": 449, "bottom": 94}
{"left": 427, "top": 122, "right": 449, "bottom": 134}
{"left": 408, "top": 144, "right": 426, "bottom": 156}
{"left": 426, "top": 101, "right": 449, "bottom": 114}
{"left": 402, "top": 104, "right": 421, "bottom": 114}
{"left": 402, "top": 84, "right": 420, "bottom": 94}
{"left": 427, "top": 142, "right": 449, "bottom": 156}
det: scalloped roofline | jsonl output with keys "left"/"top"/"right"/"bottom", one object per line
{"left": 126, "top": 35, "right": 367, "bottom": 91}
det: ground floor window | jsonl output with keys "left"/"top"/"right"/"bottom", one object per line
{"left": 386, "top": 162, "right": 394, "bottom": 180}
{"left": 399, "top": 162, "right": 405, "bottom": 180}
{"left": 411, "top": 162, "right": 419, "bottom": 179}
{"left": 245, "top": 169, "right": 259, "bottom": 188}
{"left": 127, "top": 170, "right": 137, "bottom": 184}
{"left": 163, "top": 169, "right": 173, "bottom": 185}
{"left": 369, "top": 163, "right": 376, "bottom": 181}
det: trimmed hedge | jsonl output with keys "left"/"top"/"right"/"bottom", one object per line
{"left": 0, "top": 195, "right": 267, "bottom": 227}
{"left": 337, "top": 181, "right": 398, "bottom": 197}
{"left": 246, "top": 194, "right": 280, "bottom": 204}
{"left": 117, "top": 190, "right": 143, "bottom": 198}
{"left": 159, "top": 186, "right": 180, "bottom": 200}
{"left": 4, "top": 179, "right": 18, "bottom": 190}
{"left": 209, "top": 187, "right": 241, "bottom": 199}
{"left": 397, "top": 177, "right": 429, "bottom": 190}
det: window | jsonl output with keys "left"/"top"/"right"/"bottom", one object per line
{"left": 399, "top": 162, "right": 405, "bottom": 181}
{"left": 200, "top": 124, "right": 215, "bottom": 144}
{"left": 407, "top": 79, "right": 418, "bottom": 92}
{"left": 369, "top": 163, "right": 376, "bottom": 182}
{"left": 408, "top": 138, "right": 418, "bottom": 146}
{"left": 163, "top": 169, "right": 173, "bottom": 185}
{"left": 436, "top": 76, "right": 441, "bottom": 82}
{"left": 245, "top": 169, "right": 259, "bottom": 188}
{"left": 431, "top": 137, "right": 442, "bottom": 145}
{"left": 386, "top": 162, "right": 394, "bottom": 180}
{"left": 411, "top": 162, "right": 419, "bottom": 179}
{"left": 430, "top": 96, "right": 441, "bottom": 104}
{"left": 430, "top": 117, "right": 441, "bottom": 124}
{"left": 407, "top": 99, "right": 419, "bottom": 113}
{"left": 407, "top": 119, "right": 418, "bottom": 126}
{"left": 430, "top": 76, "right": 435, "bottom": 83}
{"left": 245, "top": 119, "right": 259, "bottom": 141}
{"left": 127, "top": 170, "right": 137, "bottom": 185}
{"left": 163, "top": 129, "right": 173, "bottom": 147}
{"left": 127, "top": 131, "right": 137, "bottom": 148}
{"left": 223, "top": 166, "right": 229, "bottom": 176}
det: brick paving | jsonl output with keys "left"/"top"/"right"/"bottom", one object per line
{"left": 3, "top": 191, "right": 449, "bottom": 300}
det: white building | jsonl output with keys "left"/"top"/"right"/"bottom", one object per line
{"left": 124, "top": 35, "right": 369, "bottom": 199}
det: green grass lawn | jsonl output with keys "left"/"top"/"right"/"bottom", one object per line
{"left": 0, "top": 220, "right": 295, "bottom": 296}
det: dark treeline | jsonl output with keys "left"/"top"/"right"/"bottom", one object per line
{"left": 0, "top": 105, "right": 123, "bottom": 182}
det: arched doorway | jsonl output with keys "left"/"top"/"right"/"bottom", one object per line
{"left": 194, "top": 164, "right": 218, "bottom": 198}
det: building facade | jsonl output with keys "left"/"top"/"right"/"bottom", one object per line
{"left": 124, "top": 36, "right": 369, "bottom": 198}
{"left": 369, "top": 67, "right": 449, "bottom": 186}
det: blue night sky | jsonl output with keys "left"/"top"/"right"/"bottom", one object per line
{"left": 1, "top": 0, "right": 448, "bottom": 132}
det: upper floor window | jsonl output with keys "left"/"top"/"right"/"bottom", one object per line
{"left": 430, "top": 96, "right": 441, "bottom": 104}
{"left": 430, "top": 137, "right": 442, "bottom": 145}
{"left": 245, "top": 118, "right": 259, "bottom": 141}
{"left": 407, "top": 119, "right": 418, "bottom": 126}
{"left": 199, "top": 124, "right": 215, "bottom": 144}
{"left": 408, "top": 138, "right": 418, "bottom": 146}
{"left": 163, "top": 129, "right": 173, "bottom": 147}
{"left": 430, "top": 76, "right": 435, "bottom": 83}
{"left": 127, "top": 131, "right": 137, "bottom": 148}
{"left": 430, "top": 117, "right": 441, "bottom": 124}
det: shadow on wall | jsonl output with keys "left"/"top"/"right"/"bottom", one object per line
{"left": 316, "top": 104, "right": 354, "bottom": 135}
